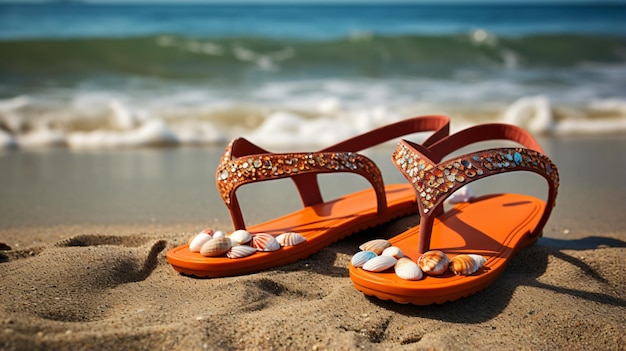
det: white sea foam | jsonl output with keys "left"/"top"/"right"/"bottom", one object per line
{"left": 67, "top": 119, "right": 178, "bottom": 149}
{"left": 1, "top": 83, "right": 625, "bottom": 150}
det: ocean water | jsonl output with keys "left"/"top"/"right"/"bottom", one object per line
{"left": 0, "top": 3, "right": 625, "bottom": 150}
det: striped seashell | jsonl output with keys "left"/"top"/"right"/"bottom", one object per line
{"left": 212, "top": 230, "right": 226, "bottom": 239}
{"left": 189, "top": 232, "right": 212, "bottom": 253}
{"left": 449, "top": 254, "right": 486, "bottom": 276}
{"left": 276, "top": 232, "right": 306, "bottom": 247}
{"left": 362, "top": 255, "right": 397, "bottom": 272}
{"left": 351, "top": 250, "right": 377, "bottom": 268}
{"left": 358, "top": 239, "right": 391, "bottom": 255}
{"left": 394, "top": 258, "right": 423, "bottom": 281}
{"left": 417, "top": 250, "right": 450, "bottom": 276}
{"left": 381, "top": 246, "right": 403, "bottom": 259}
{"left": 200, "top": 237, "right": 232, "bottom": 257}
{"left": 229, "top": 229, "right": 252, "bottom": 245}
{"left": 226, "top": 245, "right": 257, "bottom": 259}
{"left": 250, "top": 233, "right": 281, "bottom": 252}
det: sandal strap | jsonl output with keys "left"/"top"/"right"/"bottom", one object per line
{"left": 217, "top": 115, "right": 450, "bottom": 230}
{"left": 217, "top": 139, "right": 384, "bottom": 229}
{"left": 393, "top": 123, "right": 560, "bottom": 253}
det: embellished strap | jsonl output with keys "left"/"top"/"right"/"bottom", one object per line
{"left": 217, "top": 138, "right": 385, "bottom": 229}
{"left": 216, "top": 115, "right": 450, "bottom": 230}
{"left": 393, "top": 123, "right": 560, "bottom": 253}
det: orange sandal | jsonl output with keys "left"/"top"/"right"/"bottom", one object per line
{"left": 349, "top": 123, "right": 559, "bottom": 304}
{"left": 167, "top": 115, "right": 450, "bottom": 277}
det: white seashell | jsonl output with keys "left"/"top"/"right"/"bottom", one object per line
{"left": 351, "top": 250, "right": 377, "bottom": 268}
{"left": 449, "top": 254, "right": 486, "bottom": 276}
{"left": 226, "top": 245, "right": 257, "bottom": 259}
{"left": 212, "top": 230, "right": 226, "bottom": 239}
{"left": 200, "top": 237, "right": 232, "bottom": 257}
{"left": 188, "top": 228, "right": 212, "bottom": 245}
{"left": 394, "top": 258, "right": 423, "bottom": 281}
{"left": 417, "top": 250, "right": 450, "bottom": 276}
{"left": 358, "top": 239, "right": 391, "bottom": 255}
{"left": 362, "top": 255, "right": 397, "bottom": 272}
{"left": 276, "top": 232, "right": 306, "bottom": 247}
{"left": 250, "top": 233, "right": 281, "bottom": 252}
{"left": 229, "top": 229, "right": 252, "bottom": 245}
{"left": 189, "top": 233, "right": 212, "bottom": 253}
{"left": 381, "top": 246, "right": 403, "bottom": 259}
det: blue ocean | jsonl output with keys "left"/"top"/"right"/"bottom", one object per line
{"left": 0, "top": 2, "right": 625, "bottom": 149}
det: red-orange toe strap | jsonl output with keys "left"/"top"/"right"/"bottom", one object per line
{"left": 394, "top": 123, "right": 560, "bottom": 254}
{"left": 216, "top": 138, "right": 385, "bottom": 229}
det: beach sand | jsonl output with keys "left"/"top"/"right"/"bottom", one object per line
{"left": 1, "top": 135, "right": 625, "bottom": 350}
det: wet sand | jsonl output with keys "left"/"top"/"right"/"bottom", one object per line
{"left": 1, "top": 135, "right": 625, "bottom": 350}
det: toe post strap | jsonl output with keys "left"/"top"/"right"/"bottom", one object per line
{"left": 216, "top": 138, "right": 386, "bottom": 229}
{"left": 393, "top": 123, "right": 560, "bottom": 253}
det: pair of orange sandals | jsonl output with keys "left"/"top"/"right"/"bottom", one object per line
{"left": 167, "top": 115, "right": 559, "bottom": 305}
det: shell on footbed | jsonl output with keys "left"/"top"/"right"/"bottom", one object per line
{"left": 449, "top": 254, "right": 486, "bottom": 276}
{"left": 381, "top": 246, "right": 403, "bottom": 259}
{"left": 417, "top": 250, "right": 450, "bottom": 276}
{"left": 362, "top": 255, "right": 397, "bottom": 272}
{"left": 394, "top": 257, "right": 423, "bottom": 281}
{"left": 250, "top": 233, "right": 281, "bottom": 252}
{"left": 358, "top": 239, "right": 391, "bottom": 255}
{"left": 351, "top": 250, "right": 377, "bottom": 268}
{"left": 276, "top": 232, "right": 306, "bottom": 247}
{"left": 229, "top": 229, "right": 252, "bottom": 245}
{"left": 200, "top": 237, "right": 232, "bottom": 257}
{"left": 226, "top": 245, "right": 257, "bottom": 259}
{"left": 189, "top": 232, "right": 212, "bottom": 253}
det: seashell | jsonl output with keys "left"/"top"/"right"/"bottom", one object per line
{"left": 394, "top": 258, "right": 423, "bottom": 281}
{"left": 189, "top": 232, "right": 212, "bottom": 253}
{"left": 200, "top": 237, "right": 232, "bottom": 257}
{"left": 449, "top": 254, "right": 486, "bottom": 276}
{"left": 358, "top": 239, "right": 391, "bottom": 255}
{"left": 362, "top": 255, "right": 397, "bottom": 272}
{"left": 351, "top": 250, "right": 377, "bottom": 268}
{"left": 276, "top": 232, "right": 306, "bottom": 247}
{"left": 226, "top": 245, "right": 257, "bottom": 259}
{"left": 199, "top": 228, "right": 214, "bottom": 236}
{"left": 212, "top": 230, "right": 226, "bottom": 239}
{"left": 229, "top": 229, "right": 252, "bottom": 245}
{"left": 250, "top": 233, "right": 281, "bottom": 252}
{"left": 381, "top": 246, "right": 403, "bottom": 259}
{"left": 417, "top": 250, "right": 450, "bottom": 276}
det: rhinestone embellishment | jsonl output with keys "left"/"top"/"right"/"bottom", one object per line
{"left": 393, "top": 143, "right": 559, "bottom": 214}
{"left": 216, "top": 140, "right": 385, "bottom": 207}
